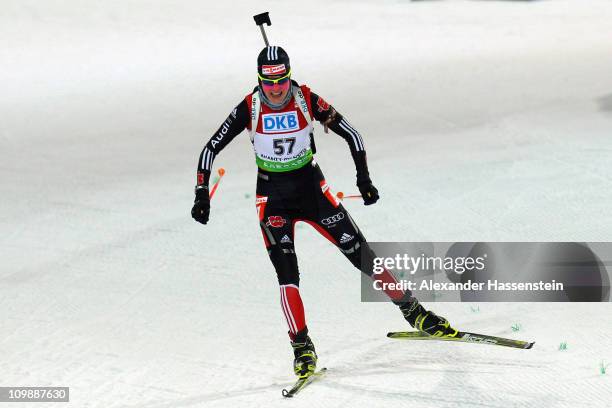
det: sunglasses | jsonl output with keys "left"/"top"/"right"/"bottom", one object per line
{"left": 258, "top": 69, "right": 292, "bottom": 87}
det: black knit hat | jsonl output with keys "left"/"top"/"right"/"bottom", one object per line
{"left": 257, "top": 46, "right": 290, "bottom": 78}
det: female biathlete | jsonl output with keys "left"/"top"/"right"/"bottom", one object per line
{"left": 191, "top": 46, "right": 457, "bottom": 379}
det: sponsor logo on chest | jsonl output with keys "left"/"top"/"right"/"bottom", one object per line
{"left": 262, "top": 111, "right": 299, "bottom": 134}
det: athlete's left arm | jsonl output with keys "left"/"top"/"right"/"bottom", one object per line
{"left": 310, "top": 92, "right": 379, "bottom": 204}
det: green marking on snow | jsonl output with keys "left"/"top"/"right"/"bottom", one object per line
{"left": 600, "top": 361, "right": 609, "bottom": 375}
{"left": 511, "top": 323, "right": 522, "bottom": 332}
{"left": 558, "top": 342, "right": 567, "bottom": 351}
{"left": 470, "top": 305, "right": 480, "bottom": 313}
{"left": 244, "top": 193, "right": 251, "bottom": 199}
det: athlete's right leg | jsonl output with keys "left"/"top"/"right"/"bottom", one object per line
{"left": 256, "top": 194, "right": 317, "bottom": 376}
{"left": 256, "top": 195, "right": 306, "bottom": 338}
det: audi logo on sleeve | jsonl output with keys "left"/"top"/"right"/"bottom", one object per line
{"left": 321, "top": 212, "right": 345, "bottom": 225}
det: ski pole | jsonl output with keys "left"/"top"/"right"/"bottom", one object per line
{"left": 336, "top": 191, "right": 362, "bottom": 201}
{"left": 253, "top": 12, "right": 272, "bottom": 46}
{"left": 209, "top": 168, "right": 226, "bottom": 199}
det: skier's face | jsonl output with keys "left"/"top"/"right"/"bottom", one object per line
{"left": 262, "top": 81, "right": 290, "bottom": 104}
{"left": 260, "top": 71, "right": 291, "bottom": 104}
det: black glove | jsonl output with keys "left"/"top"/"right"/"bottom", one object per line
{"left": 191, "top": 186, "right": 210, "bottom": 224}
{"left": 357, "top": 179, "right": 379, "bottom": 206}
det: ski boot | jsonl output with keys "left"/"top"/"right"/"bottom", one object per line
{"left": 399, "top": 298, "right": 458, "bottom": 338}
{"left": 291, "top": 329, "right": 317, "bottom": 379}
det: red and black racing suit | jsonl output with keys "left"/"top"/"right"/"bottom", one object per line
{"left": 195, "top": 83, "right": 406, "bottom": 339}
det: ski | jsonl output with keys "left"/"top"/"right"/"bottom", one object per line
{"left": 387, "top": 331, "right": 534, "bottom": 349}
{"left": 281, "top": 367, "right": 327, "bottom": 398}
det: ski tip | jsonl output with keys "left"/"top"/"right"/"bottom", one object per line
{"left": 525, "top": 342, "right": 535, "bottom": 349}
{"left": 282, "top": 367, "right": 327, "bottom": 398}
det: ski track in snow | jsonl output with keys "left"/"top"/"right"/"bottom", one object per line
{"left": 2, "top": 0, "right": 612, "bottom": 407}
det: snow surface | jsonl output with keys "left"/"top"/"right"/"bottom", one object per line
{"left": 1, "top": 0, "right": 612, "bottom": 407}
